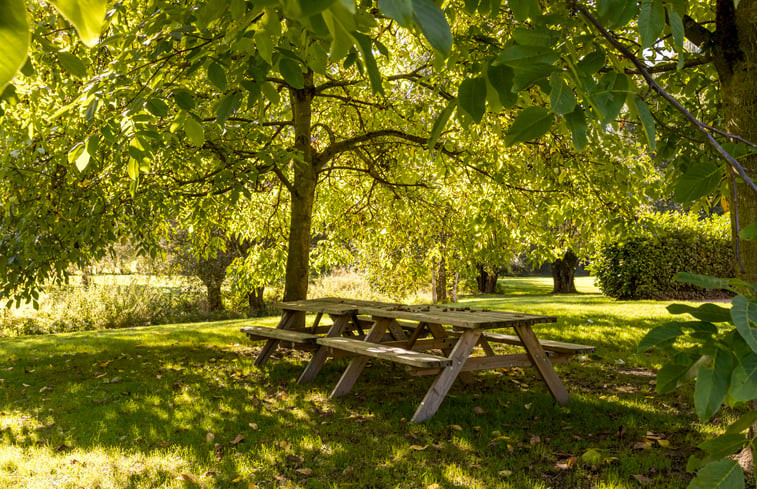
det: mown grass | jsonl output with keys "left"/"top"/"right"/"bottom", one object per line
{"left": 0, "top": 277, "right": 738, "bottom": 488}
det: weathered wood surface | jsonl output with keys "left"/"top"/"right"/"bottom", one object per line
{"left": 513, "top": 324, "right": 570, "bottom": 404}
{"left": 407, "top": 351, "right": 575, "bottom": 376}
{"left": 276, "top": 300, "right": 359, "bottom": 316}
{"left": 298, "top": 315, "right": 351, "bottom": 384}
{"left": 318, "top": 337, "right": 452, "bottom": 368}
{"left": 241, "top": 326, "right": 318, "bottom": 343}
{"left": 480, "top": 332, "right": 596, "bottom": 354}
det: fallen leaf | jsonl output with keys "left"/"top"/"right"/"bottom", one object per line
{"left": 472, "top": 406, "right": 487, "bottom": 415}
{"left": 230, "top": 434, "right": 244, "bottom": 445}
{"left": 39, "top": 386, "right": 52, "bottom": 393}
{"left": 231, "top": 475, "right": 243, "bottom": 483}
{"left": 449, "top": 424, "right": 463, "bottom": 432}
{"left": 295, "top": 467, "right": 313, "bottom": 476}
{"left": 529, "top": 434, "right": 541, "bottom": 444}
{"left": 409, "top": 445, "right": 428, "bottom": 451}
{"left": 206, "top": 432, "right": 215, "bottom": 443}
{"left": 249, "top": 422, "right": 259, "bottom": 431}
{"left": 632, "top": 474, "right": 652, "bottom": 485}
{"left": 498, "top": 469, "right": 513, "bottom": 477}
{"left": 278, "top": 440, "right": 291, "bottom": 450}
{"left": 633, "top": 440, "right": 653, "bottom": 450}
{"left": 179, "top": 473, "right": 198, "bottom": 483}
{"left": 555, "top": 457, "right": 578, "bottom": 470}
{"left": 657, "top": 439, "right": 671, "bottom": 448}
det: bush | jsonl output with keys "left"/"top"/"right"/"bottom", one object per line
{"left": 592, "top": 212, "right": 734, "bottom": 300}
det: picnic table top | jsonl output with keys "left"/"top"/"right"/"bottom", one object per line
{"left": 279, "top": 297, "right": 556, "bottom": 330}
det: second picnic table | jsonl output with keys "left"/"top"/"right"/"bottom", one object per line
{"left": 242, "top": 297, "right": 595, "bottom": 422}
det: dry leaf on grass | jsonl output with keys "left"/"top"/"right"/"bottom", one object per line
{"left": 179, "top": 473, "right": 199, "bottom": 483}
{"left": 555, "top": 457, "right": 578, "bottom": 470}
{"left": 230, "top": 434, "right": 244, "bottom": 445}
{"left": 295, "top": 468, "right": 313, "bottom": 476}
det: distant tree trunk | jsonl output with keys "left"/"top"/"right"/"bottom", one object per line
{"left": 551, "top": 250, "right": 578, "bottom": 294}
{"left": 248, "top": 286, "right": 265, "bottom": 315}
{"left": 451, "top": 272, "right": 459, "bottom": 303}
{"left": 477, "top": 265, "right": 498, "bottom": 293}
{"left": 205, "top": 281, "right": 224, "bottom": 311}
{"left": 432, "top": 257, "right": 447, "bottom": 304}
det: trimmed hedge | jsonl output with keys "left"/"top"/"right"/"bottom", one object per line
{"left": 592, "top": 213, "right": 734, "bottom": 300}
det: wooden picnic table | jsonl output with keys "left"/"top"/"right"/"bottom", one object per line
{"left": 241, "top": 297, "right": 595, "bottom": 422}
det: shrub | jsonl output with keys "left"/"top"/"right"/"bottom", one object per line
{"left": 592, "top": 212, "right": 734, "bottom": 300}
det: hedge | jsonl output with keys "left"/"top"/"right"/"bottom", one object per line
{"left": 592, "top": 213, "right": 734, "bottom": 300}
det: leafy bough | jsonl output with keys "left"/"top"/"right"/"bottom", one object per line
{"left": 639, "top": 272, "right": 757, "bottom": 489}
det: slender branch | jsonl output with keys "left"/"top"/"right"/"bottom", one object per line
{"left": 571, "top": 0, "right": 757, "bottom": 194}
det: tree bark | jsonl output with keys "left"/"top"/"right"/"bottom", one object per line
{"left": 551, "top": 250, "right": 578, "bottom": 294}
{"left": 283, "top": 71, "right": 317, "bottom": 302}
{"left": 716, "top": 0, "right": 757, "bottom": 281}
{"left": 248, "top": 286, "right": 265, "bottom": 315}
{"left": 477, "top": 265, "right": 498, "bottom": 293}
{"left": 206, "top": 282, "right": 223, "bottom": 311}
{"left": 432, "top": 257, "right": 447, "bottom": 303}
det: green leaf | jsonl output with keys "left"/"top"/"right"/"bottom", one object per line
{"left": 576, "top": 50, "right": 605, "bottom": 75}
{"left": 0, "top": 0, "right": 29, "bottom": 91}
{"left": 458, "top": 77, "right": 487, "bottom": 123}
{"left": 634, "top": 96, "right": 656, "bottom": 150}
{"left": 738, "top": 221, "right": 757, "bottom": 241}
{"left": 668, "top": 8, "right": 685, "bottom": 51}
{"left": 565, "top": 107, "right": 588, "bottom": 151}
{"left": 173, "top": 89, "right": 196, "bottom": 111}
{"left": 297, "top": 0, "right": 336, "bottom": 16}
{"left": 67, "top": 142, "right": 85, "bottom": 165}
{"left": 597, "top": 0, "right": 638, "bottom": 29}
{"left": 698, "top": 434, "right": 748, "bottom": 461}
{"left": 75, "top": 146, "right": 90, "bottom": 172}
{"left": 486, "top": 64, "right": 516, "bottom": 108}
{"left": 208, "top": 62, "right": 227, "bottom": 91}
{"left": 674, "top": 161, "right": 721, "bottom": 203}
{"left": 57, "top": 51, "right": 87, "bottom": 78}
{"left": 505, "top": 106, "right": 554, "bottom": 146}
{"left": 656, "top": 362, "right": 691, "bottom": 393}
{"left": 126, "top": 157, "right": 139, "bottom": 180}
{"left": 638, "top": 0, "right": 665, "bottom": 49}
{"left": 549, "top": 73, "right": 576, "bottom": 115}
{"left": 353, "top": 32, "right": 383, "bottom": 94}
{"left": 411, "top": 0, "right": 452, "bottom": 57}
{"left": 638, "top": 323, "right": 684, "bottom": 352}
{"left": 183, "top": 117, "right": 205, "bottom": 147}
{"left": 495, "top": 44, "right": 560, "bottom": 67}
{"left": 667, "top": 303, "right": 732, "bottom": 323}
{"left": 216, "top": 91, "right": 242, "bottom": 126}
{"left": 379, "top": 0, "right": 414, "bottom": 27}
{"left": 675, "top": 272, "right": 731, "bottom": 291}
{"left": 593, "top": 71, "right": 628, "bottom": 123}
{"left": 428, "top": 99, "right": 456, "bottom": 150}
{"left": 145, "top": 98, "right": 169, "bottom": 117}
{"left": 694, "top": 350, "right": 732, "bottom": 421}
{"left": 508, "top": 0, "right": 540, "bottom": 21}
{"left": 730, "top": 296, "right": 757, "bottom": 353}
{"left": 725, "top": 411, "right": 757, "bottom": 435}
{"left": 689, "top": 460, "right": 744, "bottom": 489}
{"left": 729, "top": 353, "right": 757, "bottom": 401}
{"left": 254, "top": 31, "right": 274, "bottom": 65}
{"left": 51, "top": 0, "right": 107, "bottom": 47}
{"left": 278, "top": 58, "right": 305, "bottom": 90}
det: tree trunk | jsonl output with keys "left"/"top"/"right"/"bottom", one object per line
{"left": 717, "top": 0, "right": 757, "bottom": 281}
{"left": 283, "top": 71, "right": 316, "bottom": 302}
{"left": 432, "top": 257, "right": 447, "bottom": 303}
{"left": 551, "top": 250, "right": 578, "bottom": 294}
{"left": 248, "top": 286, "right": 265, "bottom": 315}
{"left": 206, "top": 282, "right": 223, "bottom": 311}
{"left": 451, "top": 272, "right": 459, "bottom": 303}
{"left": 477, "top": 265, "right": 498, "bottom": 293}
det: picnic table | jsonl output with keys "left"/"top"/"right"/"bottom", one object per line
{"left": 241, "top": 297, "right": 595, "bottom": 422}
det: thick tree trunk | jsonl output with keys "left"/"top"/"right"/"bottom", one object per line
{"left": 283, "top": 72, "right": 316, "bottom": 302}
{"left": 248, "top": 286, "right": 265, "bottom": 315}
{"left": 206, "top": 282, "right": 223, "bottom": 311}
{"left": 477, "top": 265, "right": 498, "bottom": 293}
{"left": 551, "top": 250, "right": 578, "bottom": 294}
{"left": 717, "top": 0, "right": 757, "bottom": 281}
{"left": 432, "top": 257, "right": 447, "bottom": 304}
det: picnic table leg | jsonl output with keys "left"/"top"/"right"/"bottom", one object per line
{"left": 330, "top": 318, "right": 390, "bottom": 398}
{"left": 411, "top": 329, "right": 482, "bottom": 423}
{"left": 427, "top": 323, "right": 475, "bottom": 385}
{"left": 513, "top": 324, "right": 570, "bottom": 404}
{"left": 254, "top": 310, "right": 297, "bottom": 367}
{"left": 297, "top": 315, "right": 351, "bottom": 384}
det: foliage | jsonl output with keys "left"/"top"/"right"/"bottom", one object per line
{"left": 0, "top": 277, "right": 215, "bottom": 337}
{"left": 0, "top": 278, "right": 722, "bottom": 488}
{"left": 593, "top": 212, "right": 734, "bottom": 300}
{"left": 639, "top": 274, "right": 757, "bottom": 489}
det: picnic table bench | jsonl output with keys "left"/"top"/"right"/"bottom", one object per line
{"left": 241, "top": 297, "right": 595, "bottom": 422}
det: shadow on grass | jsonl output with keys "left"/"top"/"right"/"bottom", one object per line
{"left": 0, "top": 324, "right": 700, "bottom": 488}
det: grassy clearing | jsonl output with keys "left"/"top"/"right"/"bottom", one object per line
{"left": 0, "top": 277, "right": 737, "bottom": 488}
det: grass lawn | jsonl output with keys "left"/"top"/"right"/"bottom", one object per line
{"left": 0, "top": 277, "right": 738, "bottom": 488}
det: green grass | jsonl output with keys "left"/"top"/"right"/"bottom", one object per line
{"left": 0, "top": 277, "right": 736, "bottom": 488}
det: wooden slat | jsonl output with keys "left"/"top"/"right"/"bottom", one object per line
{"left": 277, "top": 300, "right": 359, "bottom": 316}
{"left": 481, "top": 332, "right": 596, "bottom": 354}
{"left": 241, "top": 326, "right": 318, "bottom": 343}
{"left": 513, "top": 324, "right": 570, "bottom": 404}
{"left": 318, "top": 337, "right": 452, "bottom": 368}
{"left": 298, "top": 315, "right": 351, "bottom": 384}
{"left": 330, "top": 319, "right": 392, "bottom": 397}
{"left": 253, "top": 310, "right": 296, "bottom": 367}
